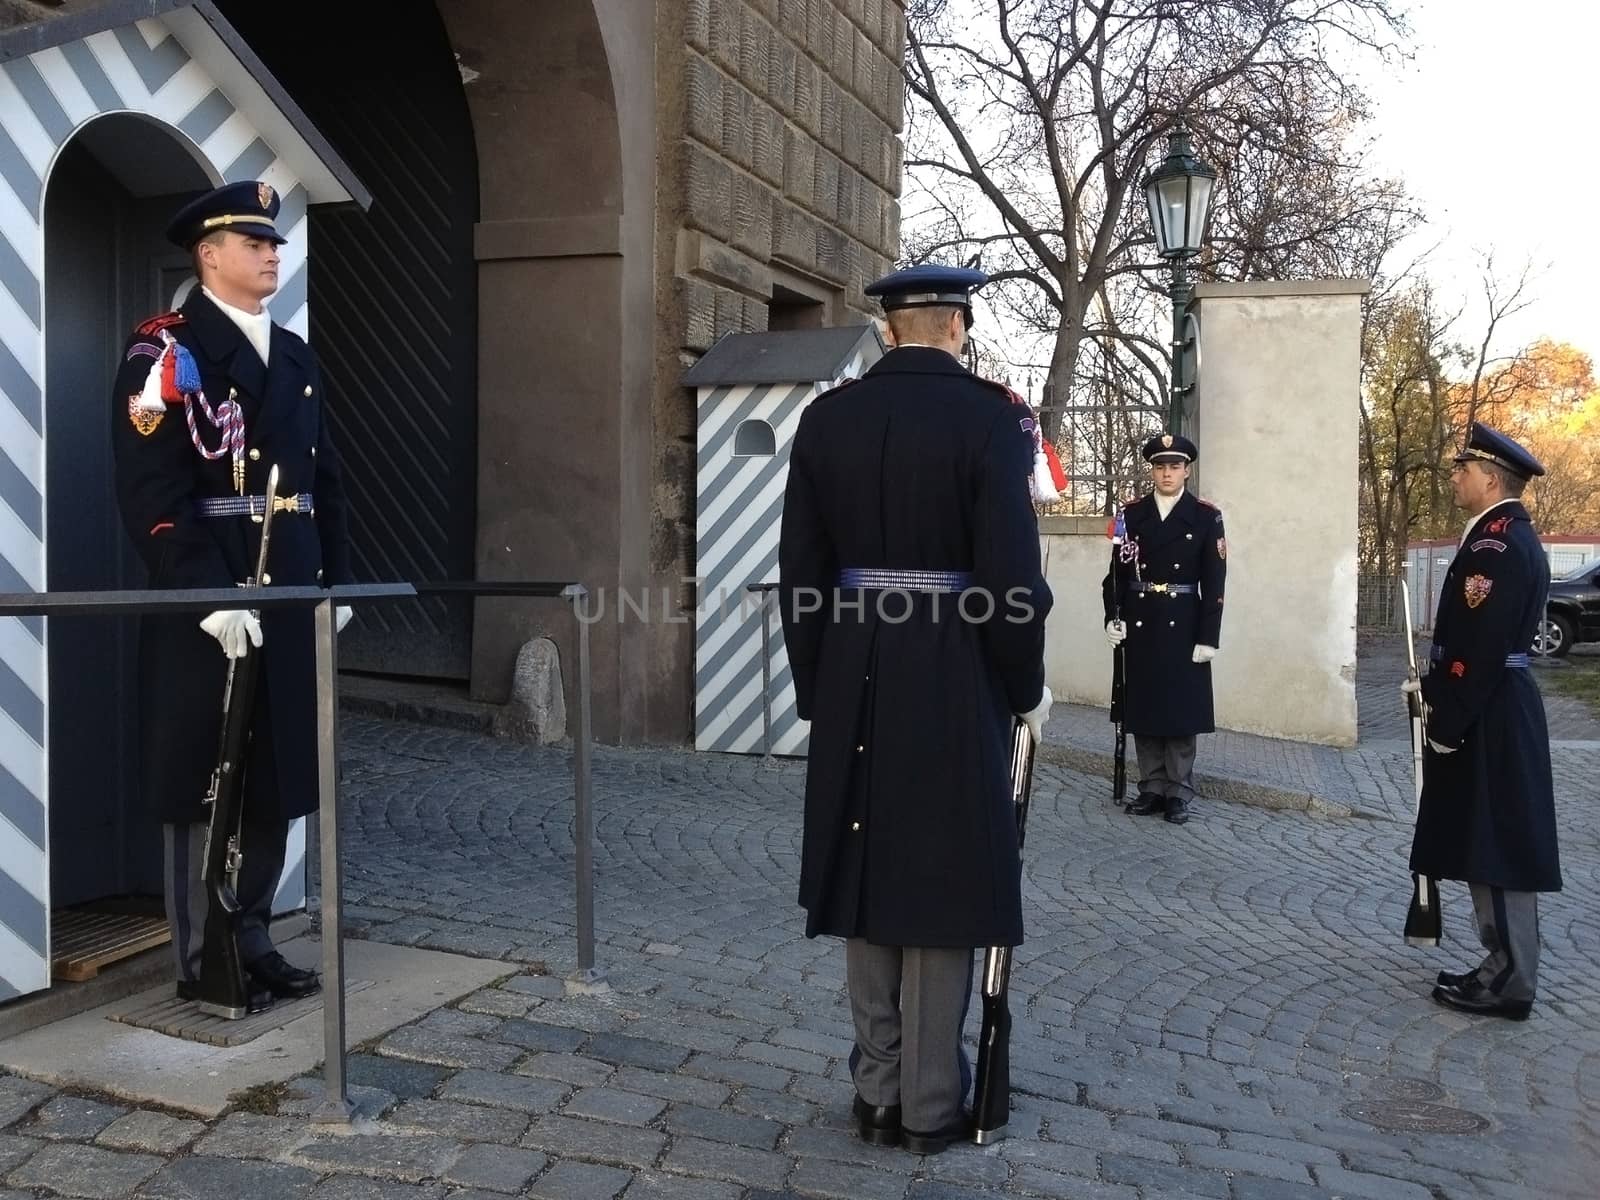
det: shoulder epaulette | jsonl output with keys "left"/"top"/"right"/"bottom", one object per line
{"left": 973, "top": 377, "right": 1020, "bottom": 404}
{"left": 1197, "top": 496, "right": 1218, "bottom": 509}
{"left": 815, "top": 377, "right": 859, "bottom": 401}
{"left": 135, "top": 312, "right": 185, "bottom": 337}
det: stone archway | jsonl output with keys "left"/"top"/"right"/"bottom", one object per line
{"left": 437, "top": 0, "right": 645, "bottom": 741}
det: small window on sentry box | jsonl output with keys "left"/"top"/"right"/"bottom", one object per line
{"left": 734, "top": 419, "right": 776, "bottom": 457}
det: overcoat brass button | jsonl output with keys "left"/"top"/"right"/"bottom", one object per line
{"left": 1134, "top": 620, "right": 1143, "bottom": 627}
{"left": 850, "top": 822, "right": 861, "bottom": 831}
{"left": 229, "top": 387, "right": 237, "bottom": 399}
{"left": 1173, "top": 562, "right": 1180, "bottom": 569}
{"left": 855, "top": 744, "right": 864, "bottom": 752}
{"left": 248, "top": 448, "right": 260, "bottom": 461}
{"left": 310, "top": 447, "right": 317, "bottom": 458}
{"left": 1186, "top": 533, "right": 1193, "bottom": 540}
{"left": 304, "top": 385, "right": 313, "bottom": 397}
{"left": 261, "top": 572, "right": 272, "bottom": 585}
{"left": 1169, "top": 620, "right": 1176, "bottom": 627}
{"left": 316, "top": 569, "right": 323, "bottom": 583}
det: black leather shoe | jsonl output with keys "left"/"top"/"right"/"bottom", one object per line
{"left": 1164, "top": 796, "right": 1191, "bottom": 825}
{"left": 1431, "top": 978, "right": 1531, "bottom": 1021}
{"left": 1436, "top": 968, "right": 1477, "bottom": 989}
{"left": 1127, "top": 791, "right": 1164, "bottom": 816}
{"left": 902, "top": 1112, "right": 974, "bottom": 1156}
{"left": 852, "top": 1095, "right": 901, "bottom": 1147}
{"left": 176, "top": 978, "right": 274, "bottom": 1014}
{"left": 247, "top": 951, "right": 321, "bottom": 1000}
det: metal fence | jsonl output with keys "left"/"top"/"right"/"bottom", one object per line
{"left": 1357, "top": 574, "right": 1406, "bottom": 631}
{"left": 1036, "top": 386, "right": 1167, "bottom": 516}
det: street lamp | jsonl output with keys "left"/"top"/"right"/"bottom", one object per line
{"left": 1143, "top": 123, "right": 1215, "bottom": 435}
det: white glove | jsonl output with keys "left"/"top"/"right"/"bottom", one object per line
{"left": 1105, "top": 620, "right": 1126, "bottom": 647}
{"left": 1400, "top": 676, "right": 1422, "bottom": 697}
{"left": 1427, "top": 737, "right": 1456, "bottom": 755}
{"left": 1018, "top": 686, "right": 1053, "bottom": 745}
{"left": 199, "top": 609, "right": 263, "bottom": 659}
{"left": 1192, "top": 645, "right": 1216, "bottom": 664}
{"left": 336, "top": 605, "right": 354, "bottom": 633}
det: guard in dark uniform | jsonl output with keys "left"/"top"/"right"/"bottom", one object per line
{"left": 111, "top": 182, "right": 354, "bottom": 1009}
{"left": 1404, "top": 422, "right": 1560, "bottom": 1020}
{"left": 1102, "top": 434, "right": 1225, "bottom": 824}
{"left": 779, "top": 264, "right": 1053, "bottom": 1154}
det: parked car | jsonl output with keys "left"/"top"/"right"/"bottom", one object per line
{"left": 1535, "top": 557, "right": 1600, "bottom": 657}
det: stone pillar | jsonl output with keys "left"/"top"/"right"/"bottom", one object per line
{"left": 1190, "top": 280, "right": 1369, "bottom": 746}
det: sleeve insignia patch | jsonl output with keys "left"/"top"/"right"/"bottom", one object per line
{"left": 128, "top": 394, "right": 163, "bottom": 436}
{"left": 1464, "top": 574, "right": 1493, "bottom": 609}
{"left": 1450, "top": 660, "right": 1467, "bottom": 678}
{"left": 1216, "top": 537, "right": 1227, "bottom": 560}
{"left": 1470, "top": 538, "right": 1508, "bottom": 553}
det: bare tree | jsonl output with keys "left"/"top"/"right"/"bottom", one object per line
{"left": 902, "top": 0, "right": 1416, "bottom": 453}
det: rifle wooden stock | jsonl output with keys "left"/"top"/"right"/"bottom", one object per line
{"left": 973, "top": 719, "right": 1035, "bottom": 1145}
{"left": 192, "top": 467, "right": 280, "bottom": 1019}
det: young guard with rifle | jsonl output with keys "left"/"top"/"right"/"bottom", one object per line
{"left": 1102, "top": 434, "right": 1225, "bottom": 825}
{"left": 1400, "top": 422, "right": 1561, "bottom": 1020}
{"left": 111, "top": 182, "right": 355, "bottom": 1014}
{"left": 779, "top": 263, "right": 1052, "bottom": 1154}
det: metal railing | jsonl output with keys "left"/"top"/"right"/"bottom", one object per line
{"left": 0, "top": 579, "right": 594, "bottom": 1126}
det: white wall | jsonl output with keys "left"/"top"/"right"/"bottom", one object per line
{"left": 1041, "top": 280, "right": 1369, "bottom": 747}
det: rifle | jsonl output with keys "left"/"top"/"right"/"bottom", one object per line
{"left": 192, "top": 466, "right": 281, "bottom": 1018}
{"left": 1109, "top": 509, "right": 1128, "bottom": 803}
{"left": 1400, "top": 579, "right": 1441, "bottom": 947}
{"left": 972, "top": 717, "right": 1036, "bottom": 1145}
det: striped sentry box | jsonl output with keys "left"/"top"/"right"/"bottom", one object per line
{"left": 691, "top": 328, "right": 884, "bottom": 756}
{"left": 0, "top": 10, "right": 338, "bottom": 998}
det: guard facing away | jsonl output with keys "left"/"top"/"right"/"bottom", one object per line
{"left": 1402, "top": 422, "right": 1561, "bottom": 1020}
{"left": 779, "top": 263, "right": 1053, "bottom": 1155}
{"left": 111, "top": 181, "right": 355, "bottom": 1013}
{"left": 1102, "top": 434, "right": 1225, "bottom": 824}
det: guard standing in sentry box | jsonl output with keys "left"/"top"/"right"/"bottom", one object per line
{"left": 779, "top": 263, "right": 1053, "bottom": 1154}
{"left": 111, "top": 181, "right": 355, "bottom": 1014}
{"left": 1102, "top": 434, "right": 1226, "bottom": 825}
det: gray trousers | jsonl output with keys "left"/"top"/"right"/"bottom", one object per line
{"left": 162, "top": 807, "right": 288, "bottom": 983}
{"left": 1468, "top": 884, "right": 1540, "bottom": 1002}
{"left": 1134, "top": 735, "right": 1197, "bottom": 801}
{"left": 845, "top": 939, "right": 974, "bottom": 1132}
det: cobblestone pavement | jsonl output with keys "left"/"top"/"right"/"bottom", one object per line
{"left": 4, "top": 713, "right": 1595, "bottom": 1199}
{"left": 1045, "top": 634, "right": 1600, "bottom": 823}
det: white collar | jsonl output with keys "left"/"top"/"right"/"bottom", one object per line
{"left": 890, "top": 342, "right": 959, "bottom": 359}
{"left": 202, "top": 285, "right": 271, "bottom": 366}
{"left": 1460, "top": 497, "right": 1516, "bottom": 547}
{"left": 1154, "top": 487, "right": 1184, "bottom": 519}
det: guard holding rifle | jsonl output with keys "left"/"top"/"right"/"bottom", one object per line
{"left": 1103, "top": 434, "right": 1225, "bottom": 824}
{"left": 779, "top": 264, "right": 1052, "bottom": 1154}
{"left": 111, "top": 182, "right": 354, "bottom": 1012}
{"left": 1402, "top": 422, "right": 1561, "bottom": 1020}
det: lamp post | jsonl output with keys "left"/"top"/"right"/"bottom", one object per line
{"left": 1143, "top": 123, "right": 1216, "bottom": 435}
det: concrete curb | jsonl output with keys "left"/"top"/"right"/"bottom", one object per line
{"left": 1035, "top": 741, "right": 1369, "bottom": 820}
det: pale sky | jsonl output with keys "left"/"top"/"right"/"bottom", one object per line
{"left": 1364, "top": 0, "right": 1600, "bottom": 369}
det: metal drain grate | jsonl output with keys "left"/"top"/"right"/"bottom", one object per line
{"left": 1364, "top": 1078, "right": 1446, "bottom": 1102}
{"left": 1342, "top": 1099, "right": 1490, "bottom": 1135}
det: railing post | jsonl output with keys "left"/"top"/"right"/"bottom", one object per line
{"left": 310, "top": 597, "right": 352, "bottom": 1124}
{"left": 760, "top": 589, "right": 774, "bottom": 761}
{"left": 566, "top": 586, "right": 602, "bottom": 987}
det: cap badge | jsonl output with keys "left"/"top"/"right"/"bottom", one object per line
{"left": 1161, "top": 434, "right": 1173, "bottom": 448}
{"left": 257, "top": 182, "right": 274, "bottom": 210}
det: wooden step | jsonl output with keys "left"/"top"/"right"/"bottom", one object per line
{"left": 51, "top": 909, "right": 170, "bottom": 982}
